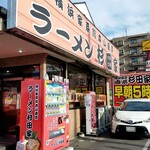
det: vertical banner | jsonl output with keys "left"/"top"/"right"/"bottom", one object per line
{"left": 20, "top": 79, "right": 42, "bottom": 150}
{"left": 85, "top": 92, "right": 97, "bottom": 135}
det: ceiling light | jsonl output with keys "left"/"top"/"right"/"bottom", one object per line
{"left": 18, "top": 49, "right": 23, "bottom": 53}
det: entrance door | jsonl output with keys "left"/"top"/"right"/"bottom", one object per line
{"left": 0, "top": 78, "right": 21, "bottom": 138}
{"left": 0, "top": 65, "right": 40, "bottom": 139}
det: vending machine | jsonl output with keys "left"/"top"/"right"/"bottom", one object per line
{"left": 20, "top": 79, "right": 70, "bottom": 150}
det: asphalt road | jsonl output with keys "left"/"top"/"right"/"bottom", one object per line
{"left": 70, "top": 132, "right": 150, "bottom": 150}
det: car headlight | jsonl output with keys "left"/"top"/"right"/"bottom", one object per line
{"left": 113, "top": 114, "right": 121, "bottom": 122}
{"left": 143, "top": 117, "right": 150, "bottom": 123}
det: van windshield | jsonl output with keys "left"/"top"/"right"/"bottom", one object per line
{"left": 120, "top": 101, "right": 150, "bottom": 111}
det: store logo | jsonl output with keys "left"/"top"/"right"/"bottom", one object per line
{"left": 30, "top": 2, "right": 52, "bottom": 36}
{"left": 128, "top": 120, "right": 133, "bottom": 124}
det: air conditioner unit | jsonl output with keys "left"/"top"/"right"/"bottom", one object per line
{"left": 0, "top": 6, "right": 7, "bottom": 31}
{"left": 0, "top": 17, "right": 5, "bottom": 31}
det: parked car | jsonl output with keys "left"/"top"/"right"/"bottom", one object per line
{"left": 111, "top": 98, "right": 150, "bottom": 137}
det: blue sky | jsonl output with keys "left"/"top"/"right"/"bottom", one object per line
{"left": 71, "top": 0, "right": 150, "bottom": 39}
{"left": 0, "top": 0, "right": 7, "bottom": 8}
{"left": 1, "top": 0, "right": 150, "bottom": 39}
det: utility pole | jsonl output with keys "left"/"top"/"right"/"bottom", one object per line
{"left": 125, "top": 27, "right": 127, "bottom": 36}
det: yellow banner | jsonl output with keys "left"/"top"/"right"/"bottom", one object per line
{"left": 142, "top": 40, "right": 150, "bottom": 51}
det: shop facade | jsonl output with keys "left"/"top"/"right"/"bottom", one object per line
{"left": 0, "top": 0, "right": 119, "bottom": 144}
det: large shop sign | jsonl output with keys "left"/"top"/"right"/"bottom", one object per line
{"left": 7, "top": 0, "right": 119, "bottom": 77}
{"left": 114, "top": 73, "right": 150, "bottom": 107}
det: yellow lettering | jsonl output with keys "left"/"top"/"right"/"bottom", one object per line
{"left": 114, "top": 86, "right": 123, "bottom": 98}
{"left": 133, "top": 85, "right": 141, "bottom": 98}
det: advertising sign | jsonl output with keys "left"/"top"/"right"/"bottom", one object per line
{"left": 142, "top": 40, "right": 150, "bottom": 51}
{"left": 114, "top": 73, "right": 150, "bottom": 107}
{"left": 20, "top": 80, "right": 42, "bottom": 149}
{"left": 7, "top": 0, "right": 119, "bottom": 76}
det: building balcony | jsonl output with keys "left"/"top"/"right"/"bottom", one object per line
{"left": 128, "top": 52, "right": 147, "bottom": 57}
{"left": 128, "top": 67, "right": 136, "bottom": 71}
{"left": 129, "top": 61, "right": 146, "bottom": 67}
{"left": 128, "top": 42, "right": 141, "bottom": 48}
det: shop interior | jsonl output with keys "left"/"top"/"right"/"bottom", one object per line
{"left": 0, "top": 65, "right": 40, "bottom": 140}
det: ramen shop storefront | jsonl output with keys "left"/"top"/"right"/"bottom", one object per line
{"left": 0, "top": 0, "right": 119, "bottom": 147}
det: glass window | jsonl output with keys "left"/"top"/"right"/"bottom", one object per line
{"left": 68, "top": 64, "right": 90, "bottom": 93}
{"left": 46, "top": 58, "right": 64, "bottom": 80}
{"left": 143, "top": 57, "right": 146, "bottom": 62}
{"left": 120, "top": 101, "right": 150, "bottom": 111}
{"left": 119, "top": 49, "right": 124, "bottom": 55}
{"left": 141, "top": 36, "right": 146, "bottom": 39}
{"left": 130, "top": 48, "right": 137, "bottom": 54}
{"left": 108, "top": 43, "right": 110, "bottom": 50}
{"left": 111, "top": 46, "right": 113, "bottom": 52}
{"left": 120, "top": 58, "right": 124, "bottom": 65}
{"left": 95, "top": 74, "right": 106, "bottom": 94}
{"left": 116, "top": 40, "right": 124, "bottom": 46}
{"left": 131, "top": 57, "right": 138, "bottom": 63}
{"left": 103, "top": 39, "right": 106, "bottom": 47}
{"left": 130, "top": 39, "right": 137, "bottom": 44}
{"left": 98, "top": 34, "right": 101, "bottom": 42}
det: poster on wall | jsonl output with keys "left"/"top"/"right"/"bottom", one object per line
{"left": 114, "top": 73, "right": 150, "bottom": 107}
{"left": 72, "top": 77, "right": 88, "bottom": 93}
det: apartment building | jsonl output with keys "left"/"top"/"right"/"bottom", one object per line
{"left": 111, "top": 33, "right": 150, "bottom": 73}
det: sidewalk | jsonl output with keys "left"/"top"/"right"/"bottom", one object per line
{"left": 69, "top": 131, "right": 112, "bottom": 150}
{"left": 68, "top": 131, "right": 147, "bottom": 150}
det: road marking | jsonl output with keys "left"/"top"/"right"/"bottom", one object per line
{"left": 90, "top": 140, "right": 96, "bottom": 142}
{"left": 143, "top": 139, "right": 150, "bottom": 150}
{"left": 79, "top": 140, "right": 84, "bottom": 142}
